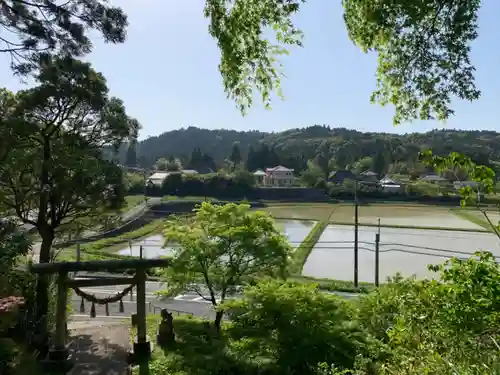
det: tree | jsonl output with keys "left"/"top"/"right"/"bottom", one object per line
{"left": 314, "top": 141, "right": 332, "bottom": 177}
{"left": 159, "top": 202, "right": 291, "bottom": 330}
{"left": 343, "top": 0, "right": 481, "bottom": 125}
{"left": 229, "top": 142, "right": 242, "bottom": 171}
{"left": 352, "top": 156, "right": 373, "bottom": 174}
{"left": 300, "top": 160, "right": 324, "bottom": 187}
{"left": 0, "top": 0, "right": 127, "bottom": 75}
{"left": 222, "top": 280, "right": 367, "bottom": 374}
{"left": 125, "top": 140, "right": 137, "bottom": 167}
{"left": 203, "top": 1, "right": 484, "bottom": 124}
{"left": 420, "top": 150, "right": 498, "bottom": 231}
{"left": 187, "top": 148, "right": 203, "bottom": 170}
{"left": 372, "top": 152, "right": 386, "bottom": 177}
{"left": 0, "top": 56, "right": 138, "bottom": 342}
{"left": 165, "top": 160, "right": 181, "bottom": 172}
{"left": 154, "top": 158, "right": 169, "bottom": 171}
{"left": 204, "top": 0, "right": 303, "bottom": 114}
{"left": 201, "top": 153, "right": 217, "bottom": 173}
{"left": 355, "top": 252, "right": 500, "bottom": 375}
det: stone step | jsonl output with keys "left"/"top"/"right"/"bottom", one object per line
{"left": 67, "top": 322, "right": 132, "bottom": 375}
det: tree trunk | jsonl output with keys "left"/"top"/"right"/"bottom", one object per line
{"left": 214, "top": 310, "right": 224, "bottom": 332}
{"left": 34, "top": 230, "right": 54, "bottom": 356}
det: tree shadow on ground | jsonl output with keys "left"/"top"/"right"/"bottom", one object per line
{"left": 66, "top": 332, "right": 130, "bottom": 375}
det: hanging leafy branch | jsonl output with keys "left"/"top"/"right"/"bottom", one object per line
{"left": 343, "top": 0, "right": 482, "bottom": 125}
{"left": 205, "top": 0, "right": 305, "bottom": 114}
{"left": 0, "top": 0, "right": 128, "bottom": 75}
{"left": 419, "top": 149, "right": 499, "bottom": 236}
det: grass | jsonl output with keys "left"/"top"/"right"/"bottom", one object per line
{"left": 450, "top": 209, "right": 492, "bottom": 231}
{"left": 289, "top": 220, "right": 329, "bottom": 275}
{"left": 287, "top": 206, "right": 335, "bottom": 275}
{"left": 451, "top": 208, "right": 500, "bottom": 230}
{"left": 56, "top": 219, "right": 166, "bottom": 262}
{"left": 122, "top": 195, "right": 147, "bottom": 212}
{"left": 161, "top": 195, "right": 221, "bottom": 202}
{"left": 290, "top": 275, "right": 375, "bottom": 294}
{"left": 132, "top": 315, "right": 275, "bottom": 375}
{"left": 262, "top": 204, "right": 335, "bottom": 221}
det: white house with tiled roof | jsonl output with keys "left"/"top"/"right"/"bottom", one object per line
{"left": 263, "top": 165, "right": 295, "bottom": 186}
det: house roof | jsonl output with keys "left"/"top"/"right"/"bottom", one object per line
{"left": 181, "top": 169, "right": 198, "bottom": 175}
{"left": 265, "top": 165, "right": 294, "bottom": 172}
{"left": 329, "top": 170, "right": 357, "bottom": 179}
{"left": 453, "top": 180, "right": 479, "bottom": 186}
{"left": 380, "top": 176, "right": 396, "bottom": 183}
{"left": 419, "top": 174, "right": 447, "bottom": 182}
{"left": 149, "top": 172, "right": 169, "bottom": 180}
{"left": 253, "top": 169, "right": 266, "bottom": 176}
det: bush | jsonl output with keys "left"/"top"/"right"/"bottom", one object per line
{"left": 158, "top": 173, "right": 255, "bottom": 199}
{"left": 125, "top": 172, "right": 146, "bottom": 195}
{"left": 223, "top": 280, "right": 368, "bottom": 375}
{"left": 351, "top": 252, "right": 500, "bottom": 375}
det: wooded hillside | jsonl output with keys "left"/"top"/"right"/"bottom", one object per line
{"left": 109, "top": 125, "right": 500, "bottom": 175}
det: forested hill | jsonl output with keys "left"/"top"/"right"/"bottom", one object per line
{"left": 110, "top": 125, "right": 500, "bottom": 173}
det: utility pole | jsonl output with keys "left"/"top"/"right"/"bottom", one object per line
{"left": 143, "top": 170, "right": 149, "bottom": 204}
{"left": 375, "top": 218, "right": 380, "bottom": 286}
{"left": 354, "top": 180, "right": 359, "bottom": 288}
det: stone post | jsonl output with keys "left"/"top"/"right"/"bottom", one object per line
{"left": 45, "top": 271, "right": 72, "bottom": 373}
{"left": 133, "top": 268, "right": 151, "bottom": 368}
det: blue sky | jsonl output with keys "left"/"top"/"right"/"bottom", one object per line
{"left": 1, "top": 0, "right": 499, "bottom": 140}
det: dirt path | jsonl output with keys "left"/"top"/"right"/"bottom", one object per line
{"left": 67, "top": 322, "right": 131, "bottom": 375}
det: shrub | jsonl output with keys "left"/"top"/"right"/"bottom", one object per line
{"left": 223, "top": 280, "right": 368, "bottom": 375}
{"left": 352, "top": 252, "right": 500, "bottom": 374}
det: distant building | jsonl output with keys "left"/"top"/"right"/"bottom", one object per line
{"left": 262, "top": 166, "right": 295, "bottom": 186}
{"left": 380, "top": 176, "right": 403, "bottom": 193}
{"left": 146, "top": 169, "right": 199, "bottom": 187}
{"left": 147, "top": 172, "right": 169, "bottom": 187}
{"left": 359, "top": 170, "right": 378, "bottom": 182}
{"left": 453, "top": 180, "right": 479, "bottom": 190}
{"left": 253, "top": 169, "right": 266, "bottom": 185}
{"left": 180, "top": 169, "right": 199, "bottom": 176}
{"left": 419, "top": 174, "right": 447, "bottom": 183}
{"left": 328, "top": 170, "right": 357, "bottom": 185}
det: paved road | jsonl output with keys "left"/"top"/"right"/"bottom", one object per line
{"left": 70, "top": 283, "right": 226, "bottom": 322}
{"left": 69, "top": 281, "right": 359, "bottom": 322}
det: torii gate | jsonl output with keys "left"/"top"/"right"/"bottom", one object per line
{"left": 30, "top": 258, "right": 170, "bottom": 374}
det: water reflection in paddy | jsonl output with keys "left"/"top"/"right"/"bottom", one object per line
{"left": 302, "top": 224, "right": 500, "bottom": 282}
{"left": 116, "top": 219, "right": 315, "bottom": 259}
{"left": 275, "top": 219, "right": 316, "bottom": 248}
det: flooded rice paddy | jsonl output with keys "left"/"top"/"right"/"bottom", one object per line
{"left": 116, "top": 212, "right": 499, "bottom": 283}
{"left": 116, "top": 219, "right": 315, "bottom": 259}
{"left": 302, "top": 225, "right": 500, "bottom": 282}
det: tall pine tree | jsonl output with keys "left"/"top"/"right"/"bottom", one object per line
{"left": 125, "top": 140, "right": 137, "bottom": 167}
{"left": 230, "top": 142, "right": 242, "bottom": 171}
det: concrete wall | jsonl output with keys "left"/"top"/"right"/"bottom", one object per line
{"left": 252, "top": 187, "right": 329, "bottom": 201}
